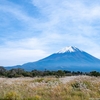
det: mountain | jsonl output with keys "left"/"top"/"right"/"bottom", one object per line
{"left": 6, "top": 46, "right": 100, "bottom": 71}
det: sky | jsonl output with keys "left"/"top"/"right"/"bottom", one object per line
{"left": 0, "top": 0, "right": 100, "bottom": 66}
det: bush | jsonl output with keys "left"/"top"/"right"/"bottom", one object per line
{"left": 5, "top": 91, "right": 20, "bottom": 100}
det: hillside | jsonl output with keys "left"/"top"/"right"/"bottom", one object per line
{"left": 7, "top": 46, "right": 100, "bottom": 71}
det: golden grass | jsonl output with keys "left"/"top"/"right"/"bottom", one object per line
{"left": 0, "top": 76, "right": 100, "bottom": 100}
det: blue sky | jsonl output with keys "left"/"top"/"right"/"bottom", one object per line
{"left": 0, "top": 0, "right": 100, "bottom": 66}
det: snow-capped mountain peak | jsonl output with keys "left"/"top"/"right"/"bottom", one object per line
{"left": 7, "top": 46, "right": 100, "bottom": 71}
{"left": 58, "top": 46, "right": 81, "bottom": 53}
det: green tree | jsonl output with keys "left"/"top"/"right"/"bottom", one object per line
{"left": 90, "top": 71, "right": 100, "bottom": 77}
{"left": 0, "top": 66, "right": 6, "bottom": 76}
{"left": 56, "top": 70, "right": 66, "bottom": 77}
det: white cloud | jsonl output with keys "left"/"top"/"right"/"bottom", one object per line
{"left": 0, "top": 48, "right": 47, "bottom": 66}
{"left": 1, "top": 0, "right": 100, "bottom": 66}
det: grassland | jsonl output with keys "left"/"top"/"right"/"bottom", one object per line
{"left": 0, "top": 76, "right": 100, "bottom": 100}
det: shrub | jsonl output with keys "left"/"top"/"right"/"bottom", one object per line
{"left": 5, "top": 91, "right": 20, "bottom": 100}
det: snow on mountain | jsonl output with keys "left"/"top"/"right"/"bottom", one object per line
{"left": 58, "top": 46, "right": 82, "bottom": 53}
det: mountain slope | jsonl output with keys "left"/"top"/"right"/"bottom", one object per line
{"left": 6, "top": 46, "right": 100, "bottom": 71}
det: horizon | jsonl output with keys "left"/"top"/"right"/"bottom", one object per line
{"left": 4, "top": 46, "right": 100, "bottom": 67}
{"left": 0, "top": 0, "right": 100, "bottom": 66}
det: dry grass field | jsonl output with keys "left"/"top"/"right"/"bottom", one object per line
{"left": 0, "top": 76, "right": 100, "bottom": 100}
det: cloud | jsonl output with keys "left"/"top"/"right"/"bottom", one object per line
{"left": 0, "top": 0, "right": 100, "bottom": 66}
{"left": 0, "top": 48, "right": 47, "bottom": 66}
{"left": 30, "top": 0, "right": 100, "bottom": 36}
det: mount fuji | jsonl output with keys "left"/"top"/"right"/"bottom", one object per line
{"left": 7, "top": 46, "right": 100, "bottom": 71}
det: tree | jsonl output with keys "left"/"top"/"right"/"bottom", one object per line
{"left": 56, "top": 70, "right": 66, "bottom": 77}
{"left": 90, "top": 71, "right": 100, "bottom": 77}
{"left": 0, "top": 66, "right": 6, "bottom": 76}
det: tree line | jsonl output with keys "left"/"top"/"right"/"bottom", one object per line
{"left": 0, "top": 66, "right": 100, "bottom": 78}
